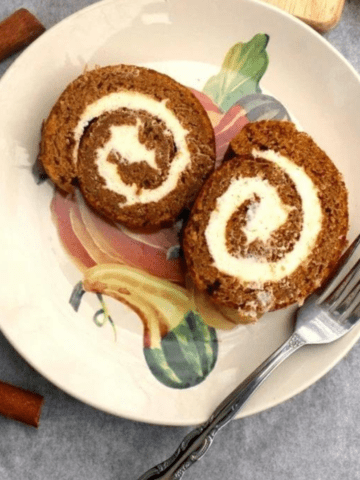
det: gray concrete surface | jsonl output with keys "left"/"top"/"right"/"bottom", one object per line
{"left": 1, "top": 1, "right": 360, "bottom": 479}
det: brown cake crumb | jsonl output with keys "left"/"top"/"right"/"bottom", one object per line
{"left": 183, "top": 121, "right": 348, "bottom": 323}
{"left": 38, "top": 65, "right": 216, "bottom": 228}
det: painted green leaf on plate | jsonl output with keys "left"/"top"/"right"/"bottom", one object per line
{"left": 203, "top": 33, "right": 269, "bottom": 112}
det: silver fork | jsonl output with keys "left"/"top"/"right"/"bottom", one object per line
{"left": 138, "top": 233, "right": 360, "bottom": 480}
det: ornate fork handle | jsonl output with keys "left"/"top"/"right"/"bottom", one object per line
{"left": 138, "top": 333, "right": 305, "bottom": 480}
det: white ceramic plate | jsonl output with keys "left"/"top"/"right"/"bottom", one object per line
{"left": 1, "top": 0, "right": 360, "bottom": 426}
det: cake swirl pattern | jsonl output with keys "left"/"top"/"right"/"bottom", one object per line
{"left": 183, "top": 121, "right": 348, "bottom": 322}
{"left": 39, "top": 65, "right": 216, "bottom": 228}
{"left": 205, "top": 148, "right": 322, "bottom": 282}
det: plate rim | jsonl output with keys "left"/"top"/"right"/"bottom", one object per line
{"left": 0, "top": 0, "right": 360, "bottom": 426}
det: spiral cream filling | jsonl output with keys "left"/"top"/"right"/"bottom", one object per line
{"left": 205, "top": 149, "right": 323, "bottom": 282}
{"left": 73, "top": 91, "right": 190, "bottom": 206}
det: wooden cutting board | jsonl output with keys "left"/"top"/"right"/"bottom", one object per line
{"left": 261, "top": 0, "right": 346, "bottom": 32}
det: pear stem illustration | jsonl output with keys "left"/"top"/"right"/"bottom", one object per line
{"left": 69, "top": 282, "right": 117, "bottom": 341}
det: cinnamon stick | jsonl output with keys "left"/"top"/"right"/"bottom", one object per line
{"left": 0, "top": 380, "right": 44, "bottom": 427}
{"left": 0, "top": 8, "right": 45, "bottom": 63}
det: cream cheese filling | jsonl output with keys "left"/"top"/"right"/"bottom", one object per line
{"left": 73, "top": 91, "right": 190, "bottom": 206}
{"left": 205, "top": 149, "right": 323, "bottom": 282}
{"left": 101, "top": 121, "right": 160, "bottom": 171}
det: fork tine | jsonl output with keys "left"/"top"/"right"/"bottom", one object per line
{"left": 337, "top": 282, "right": 360, "bottom": 322}
{"left": 317, "top": 233, "right": 360, "bottom": 304}
{"left": 333, "top": 277, "right": 360, "bottom": 315}
{"left": 345, "top": 301, "right": 360, "bottom": 326}
{"left": 325, "top": 258, "right": 360, "bottom": 309}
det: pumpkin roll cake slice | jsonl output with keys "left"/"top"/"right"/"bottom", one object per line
{"left": 39, "top": 65, "right": 215, "bottom": 228}
{"left": 183, "top": 121, "right": 348, "bottom": 323}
